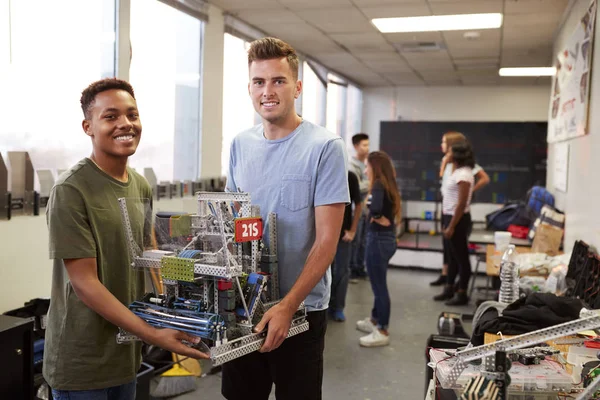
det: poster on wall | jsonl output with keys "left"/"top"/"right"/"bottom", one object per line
{"left": 548, "top": 0, "right": 597, "bottom": 143}
{"left": 553, "top": 142, "right": 569, "bottom": 192}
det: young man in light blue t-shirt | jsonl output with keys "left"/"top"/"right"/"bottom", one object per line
{"left": 222, "top": 38, "right": 349, "bottom": 400}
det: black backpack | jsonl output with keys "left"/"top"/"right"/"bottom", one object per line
{"left": 485, "top": 202, "right": 533, "bottom": 231}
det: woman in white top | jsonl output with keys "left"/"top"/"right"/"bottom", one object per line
{"left": 434, "top": 141, "right": 476, "bottom": 306}
{"left": 430, "top": 132, "right": 490, "bottom": 288}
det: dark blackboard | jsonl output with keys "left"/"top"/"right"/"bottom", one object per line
{"left": 380, "top": 121, "right": 548, "bottom": 204}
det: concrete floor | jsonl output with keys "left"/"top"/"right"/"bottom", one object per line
{"left": 169, "top": 268, "right": 476, "bottom": 400}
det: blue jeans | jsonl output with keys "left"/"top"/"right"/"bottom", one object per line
{"left": 329, "top": 240, "right": 352, "bottom": 311}
{"left": 350, "top": 212, "right": 367, "bottom": 277}
{"left": 52, "top": 380, "right": 136, "bottom": 400}
{"left": 365, "top": 230, "right": 397, "bottom": 330}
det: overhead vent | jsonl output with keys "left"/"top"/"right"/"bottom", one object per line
{"left": 394, "top": 41, "right": 446, "bottom": 53}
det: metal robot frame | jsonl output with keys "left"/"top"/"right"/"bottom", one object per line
{"left": 116, "top": 191, "right": 309, "bottom": 366}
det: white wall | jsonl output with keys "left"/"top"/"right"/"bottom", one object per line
{"left": 547, "top": 0, "right": 600, "bottom": 252}
{"left": 362, "top": 85, "right": 552, "bottom": 221}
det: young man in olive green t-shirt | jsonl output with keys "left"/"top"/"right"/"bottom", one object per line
{"left": 44, "top": 79, "right": 207, "bottom": 399}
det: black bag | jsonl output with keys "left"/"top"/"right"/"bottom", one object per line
{"left": 485, "top": 202, "right": 532, "bottom": 231}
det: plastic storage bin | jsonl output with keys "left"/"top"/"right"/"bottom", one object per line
{"left": 136, "top": 362, "right": 155, "bottom": 400}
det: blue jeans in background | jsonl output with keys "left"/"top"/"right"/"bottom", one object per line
{"left": 350, "top": 212, "right": 368, "bottom": 278}
{"left": 52, "top": 380, "right": 136, "bottom": 400}
{"left": 365, "top": 230, "right": 397, "bottom": 330}
{"left": 330, "top": 240, "right": 353, "bottom": 312}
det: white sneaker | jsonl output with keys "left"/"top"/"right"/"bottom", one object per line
{"left": 356, "top": 318, "right": 376, "bottom": 333}
{"left": 359, "top": 330, "right": 390, "bottom": 347}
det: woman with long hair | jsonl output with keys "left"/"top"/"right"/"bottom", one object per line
{"left": 430, "top": 131, "right": 490, "bottom": 288}
{"left": 434, "top": 141, "right": 476, "bottom": 305}
{"left": 356, "top": 151, "right": 401, "bottom": 347}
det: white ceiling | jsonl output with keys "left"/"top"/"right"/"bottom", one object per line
{"left": 208, "top": 0, "right": 570, "bottom": 87}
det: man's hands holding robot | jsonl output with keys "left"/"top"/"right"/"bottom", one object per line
{"left": 148, "top": 328, "right": 210, "bottom": 359}
{"left": 254, "top": 301, "right": 296, "bottom": 353}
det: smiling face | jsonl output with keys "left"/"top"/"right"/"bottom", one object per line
{"left": 248, "top": 57, "right": 301, "bottom": 125}
{"left": 82, "top": 89, "right": 141, "bottom": 160}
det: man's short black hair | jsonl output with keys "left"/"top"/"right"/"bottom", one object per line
{"left": 352, "top": 133, "right": 369, "bottom": 146}
{"left": 80, "top": 78, "right": 136, "bottom": 119}
{"left": 451, "top": 141, "right": 476, "bottom": 169}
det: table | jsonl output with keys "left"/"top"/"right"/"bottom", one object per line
{"left": 470, "top": 231, "right": 531, "bottom": 247}
{"left": 485, "top": 244, "right": 541, "bottom": 277}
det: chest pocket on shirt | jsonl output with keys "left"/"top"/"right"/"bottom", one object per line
{"left": 281, "top": 174, "right": 311, "bottom": 212}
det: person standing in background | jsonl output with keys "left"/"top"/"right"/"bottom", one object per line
{"left": 329, "top": 170, "right": 362, "bottom": 322}
{"left": 356, "top": 151, "right": 401, "bottom": 347}
{"left": 430, "top": 131, "right": 490, "bottom": 288}
{"left": 349, "top": 133, "right": 370, "bottom": 283}
{"left": 433, "top": 141, "right": 476, "bottom": 306}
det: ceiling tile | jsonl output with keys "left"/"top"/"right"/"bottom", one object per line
{"left": 278, "top": 0, "right": 353, "bottom": 9}
{"left": 259, "top": 23, "right": 342, "bottom": 52}
{"left": 232, "top": 9, "right": 305, "bottom": 25}
{"left": 444, "top": 29, "right": 501, "bottom": 59}
{"left": 454, "top": 57, "right": 500, "bottom": 67}
{"left": 403, "top": 51, "right": 455, "bottom": 70}
{"left": 502, "top": 48, "right": 553, "bottom": 67}
{"left": 384, "top": 31, "right": 444, "bottom": 44}
{"left": 384, "top": 71, "right": 424, "bottom": 85}
{"left": 358, "top": 4, "right": 431, "bottom": 19}
{"left": 449, "top": 46, "right": 500, "bottom": 59}
{"left": 424, "top": 78, "right": 463, "bottom": 86}
{"left": 457, "top": 69, "right": 498, "bottom": 78}
{"left": 502, "top": 12, "right": 563, "bottom": 29}
{"left": 504, "top": 0, "right": 570, "bottom": 14}
{"left": 536, "top": 76, "right": 552, "bottom": 85}
{"left": 295, "top": 8, "right": 376, "bottom": 33}
{"left": 329, "top": 33, "right": 395, "bottom": 52}
{"left": 430, "top": 0, "right": 502, "bottom": 14}
{"left": 207, "top": 0, "right": 282, "bottom": 11}
{"left": 311, "top": 52, "right": 362, "bottom": 68}
{"left": 420, "top": 70, "right": 458, "bottom": 80}
{"left": 384, "top": 72, "right": 423, "bottom": 85}
{"left": 461, "top": 75, "right": 501, "bottom": 85}
{"left": 502, "top": 35, "right": 553, "bottom": 52}
{"left": 354, "top": 51, "right": 405, "bottom": 61}
{"left": 365, "top": 59, "right": 413, "bottom": 73}
{"left": 353, "top": 0, "right": 427, "bottom": 5}
{"left": 499, "top": 76, "right": 540, "bottom": 85}
{"left": 443, "top": 29, "right": 501, "bottom": 45}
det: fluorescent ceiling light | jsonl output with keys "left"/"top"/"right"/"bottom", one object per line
{"left": 499, "top": 67, "right": 556, "bottom": 77}
{"left": 372, "top": 13, "right": 503, "bottom": 33}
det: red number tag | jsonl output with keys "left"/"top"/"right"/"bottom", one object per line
{"left": 234, "top": 217, "right": 263, "bottom": 243}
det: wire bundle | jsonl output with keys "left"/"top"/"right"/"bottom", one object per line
{"left": 178, "top": 250, "right": 202, "bottom": 259}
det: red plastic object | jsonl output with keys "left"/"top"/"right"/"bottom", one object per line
{"left": 234, "top": 217, "right": 263, "bottom": 243}
{"left": 508, "top": 224, "right": 530, "bottom": 239}
{"left": 218, "top": 280, "right": 233, "bottom": 291}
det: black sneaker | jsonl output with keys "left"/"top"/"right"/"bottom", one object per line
{"left": 433, "top": 285, "right": 454, "bottom": 301}
{"left": 445, "top": 292, "right": 469, "bottom": 306}
{"left": 430, "top": 275, "right": 447, "bottom": 286}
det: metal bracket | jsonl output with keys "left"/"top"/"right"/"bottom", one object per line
{"left": 441, "top": 310, "right": 600, "bottom": 388}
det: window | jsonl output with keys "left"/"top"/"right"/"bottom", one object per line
{"left": 345, "top": 84, "right": 363, "bottom": 148}
{"left": 326, "top": 73, "right": 347, "bottom": 137}
{"left": 301, "top": 61, "right": 326, "bottom": 126}
{"left": 0, "top": 0, "right": 116, "bottom": 176}
{"left": 129, "top": 0, "right": 203, "bottom": 181}
{"left": 221, "top": 33, "right": 257, "bottom": 176}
